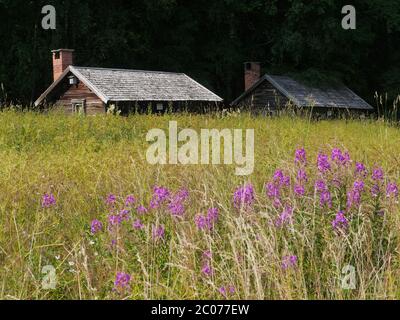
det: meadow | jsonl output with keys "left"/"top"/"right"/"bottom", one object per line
{"left": 0, "top": 110, "right": 400, "bottom": 300}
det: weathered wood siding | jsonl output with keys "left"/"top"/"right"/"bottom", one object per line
{"left": 55, "top": 81, "right": 105, "bottom": 115}
{"left": 238, "top": 81, "right": 289, "bottom": 111}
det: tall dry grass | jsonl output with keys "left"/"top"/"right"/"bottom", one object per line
{"left": 0, "top": 110, "right": 399, "bottom": 300}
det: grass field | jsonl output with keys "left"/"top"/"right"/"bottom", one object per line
{"left": 0, "top": 110, "right": 400, "bottom": 300}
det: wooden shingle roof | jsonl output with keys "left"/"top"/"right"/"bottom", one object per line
{"left": 35, "top": 66, "right": 222, "bottom": 106}
{"left": 232, "top": 74, "right": 373, "bottom": 110}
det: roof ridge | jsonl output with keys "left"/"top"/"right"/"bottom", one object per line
{"left": 72, "top": 66, "right": 185, "bottom": 75}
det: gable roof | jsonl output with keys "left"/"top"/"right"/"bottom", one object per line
{"left": 231, "top": 74, "right": 373, "bottom": 110}
{"left": 35, "top": 66, "right": 223, "bottom": 106}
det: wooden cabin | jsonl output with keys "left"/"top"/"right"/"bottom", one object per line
{"left": 35, "top": 49, "right": 223, "bottom": 114}
{"left": 231, "top": 62, "right": 373, "bottom": 117}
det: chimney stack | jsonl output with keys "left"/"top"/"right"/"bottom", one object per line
{"left": 244, "top": 62, "right": 260, "bottom": 91}
{"left": 52, "top": 49, "right": 74, "bottom": 82}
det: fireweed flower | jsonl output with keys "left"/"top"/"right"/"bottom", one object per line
{"left": 295, "top": 148, "right": 307, "bottom": 165}
{"left": 119, "top": 209, "right": 131, "bottom": 221}
{"left": 297, "top": 169, "right": 308, "bottom": 183}
{"left": 195, "top": 208, "right": 219, "bottom": 231}
{"left": 294, "top": 184, "right": 305, "bottom": 196}
{"left": 152, "top": 225, "right": 165, "bottom": 241}
{"left": 275, "top": 206, "right": 294, "bottom": 227}
{"left": 320, "top": 190, "right": 332, "bottom": 208}
{"left": 233, "top": 184, "right": 255, "bottom": 209}
{"left": 317, "top": 153, "right": 331, "bottom": 173}
{"left": 108, "top": 214, "right": 122, "bottom": 226}
{"left": 132, "top": 219, "right": 144, "bottom": 230}
{"left": 150, "top": 186, "right": 170, "bottom": 209}
{"left": 273, "top": 169, "right": 290, "bottom": 187}
{"left": 315, "top": 180, "right": 327, "bottom": 192}
{"left": 168, "top": 188, "right": 189, "bottom": 217}
{"left": 332, "top": 211, "right": 349, "bottom": 232}
{"left": 331, "top": 148, "right": 351, "bottom": 166}
{"left": 114, "top": 272, "right": 131, "bottom": 292}
{"left": 282, "top": 255, "right": 298, "bottom": 270}
{"left": 372, "top": 167, "right": 384, "bottom": 181}
{"left": 106, "top": 194, "right": 117, "bottom": 206}
{"left": 90, "top": 219, "right": 103, "bottom": 234}
{"left": 125, "top": 195, "right": 135, "bottom": 207}
{"left": 137, "top": 205, "right": 148, "bottom": 214}
{"left": 386, "top": 182, "right": 399, "bottom": 198}
{"left": 219, "top": 286, "right": 235, "bottom": 298}
{"left": 355, "top": 162, "right": 367, "bottom": 177}
{"left": 371, "top": 184, "right": 380, "bottom": 197}
{"left": 201, "top": 262, "right": 213, "bottom": 277}
{"left": 266, "top": 182, "right": 280, "bottom": 199}
{"left": 42, "top": 194, "right": 56, "bottom": 208}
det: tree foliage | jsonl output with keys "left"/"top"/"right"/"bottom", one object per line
{"left": 0, "top": 0, "right": 399, "bottom": 105}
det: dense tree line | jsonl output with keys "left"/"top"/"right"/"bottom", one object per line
{"left": 0, "top": 0, "right": 399, "bottom": 107}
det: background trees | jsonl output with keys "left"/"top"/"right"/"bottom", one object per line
{"left": 0, "top": 0, "right": 399, "bottom": 106}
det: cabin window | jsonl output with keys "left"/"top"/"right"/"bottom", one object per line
{"left": 71, "top": 99, "right": 86, "bottom": 115}
{"left": 156, "top": 103, "right": 164, "bottom": 111}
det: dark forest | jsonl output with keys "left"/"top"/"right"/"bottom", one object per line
{"left": 0, "top": 0, "right": 399, "bottom": 106}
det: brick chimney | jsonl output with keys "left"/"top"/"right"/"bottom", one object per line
{"left": 244, "top": 62, "right": 260, "bottom": 91}
{"left": 51, "top": 49, "right": 74, "bottom": 82}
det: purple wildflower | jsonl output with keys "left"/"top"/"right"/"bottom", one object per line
{"left": 386, "top": 182, "right": 399, "bottom": 198}
{"left": 332, "top": 210, "right": 349, "bottom": 232}
{"left": 297, "top": 169, "right": 308, "bottom": 183}
{"left": 132, "top": 219, "right": 144, "bottom": 230}
{"left": 315, "top": 180, "right": 327, "bottom": 192}
{"left": 372, "top": 167, "right": 384, "bottom": 181}
{"left": 320, "top": 190, "right": 332, "bottom": 208}
{"left": 355, "top": 162, "right": 367, "bottom": 177}
{"left": 294, "top": 184, "right": 305, "bottom": 196}
{"left": 125, "top": 195, "right": 136, "bottom": 206}
{"left": 195, "top": 214, "right": 207, "bottom": 230}
{"left": 273, "top": 170, "right": 290, "bottom": 187}
{"left": 371, "top": 184, "right": 380, "bottom": 197}
{"left": 201, "top": 262, "right": 213, "bottom": 277}
{"left": 331, "top": 148, "right": 351, "bottom": 166}
{"left": 219, "top": 286, "right": 235, "bottom": 298}
{"left": 106, "top": 194, "right": 117, "bottom": 206}
{"left": 233, "top": 184, "right": 255, "bottom": 209}
{"left": 168, "top": 188, "right": 189, "bottom": 217}
{"left": 152, "top": 225, "right": 165, "bottom": 241}
{"left": 266, "top": 182, "right": 280, "bottom": 199}
{"left": 42, "top": 193, "right": 56, "bottom": 208}
{"left": 195, "top": 208, "right": 219, "bottom": 231}
{"left": 119, "top": 209, "right": 131, "bottom": 221}
{"left": 282, "top": 255, "right": 298, "bottom": 270}
{"left": 275, "top": 206, "right": 294, "bottom": 227}
{"left": 150, "top": 186, "right": 170, "bottom": 209}
{"left": 108, "top": 214, "right": 122, "bottom": 226}
{"left": 295, "top": 148, "right": 307, "bottom": 165}
{"left": 114, "top": 272, "right": 131, "bottom": 292}
{"left": 90, "top": 219, "right": 103, "bottom": 234}
{"left": 137, "top": 205, "right": 148, "bottom": 214}
{"left": 317, "top": 153, "right": 331, "bottom": 173}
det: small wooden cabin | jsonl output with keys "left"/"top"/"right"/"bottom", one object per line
{"left": 35, "top": 49, "right": 223, "bottom": 114}
{"left": 231, "top": 62, "right": 373, "bottom": 116}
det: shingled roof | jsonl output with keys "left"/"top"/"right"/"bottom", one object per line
{"left": 232, "top": 74, "right": 373, "bottom": 110}
{"left": 35, "top": 66, "right": 222, "bottom": 106}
